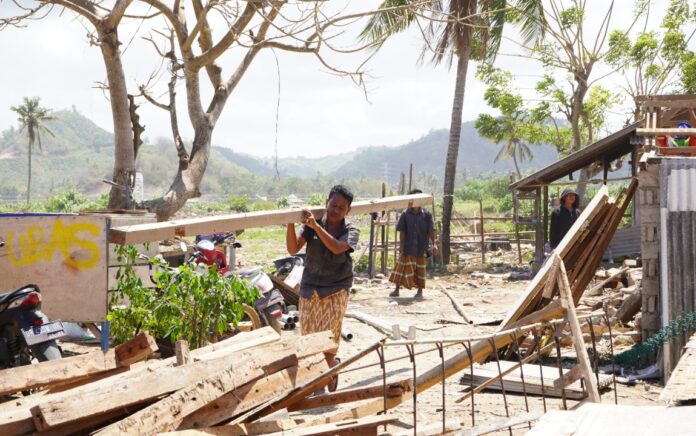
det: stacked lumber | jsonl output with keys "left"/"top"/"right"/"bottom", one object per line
{"left": 499, "top": 181, "right": 638, "bottom": 331}
{"left": 460, "top": 361, "right": 613, "bottom": 400}
{"left": 0, "top": 328, "right": 406, "bottom": 435}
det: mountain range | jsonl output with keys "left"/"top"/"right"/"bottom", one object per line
{"left": 0, "top": 109, "right": 559, "bottom": 200}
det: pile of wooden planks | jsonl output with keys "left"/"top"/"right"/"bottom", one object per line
{"left": 0, "top": 328, "right": 409, "bottom": 435}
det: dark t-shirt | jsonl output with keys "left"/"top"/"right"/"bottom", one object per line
{"left": 299, "top": 218, "right": 360, "bottom": 299}
{"left": 396, "top": 208, "right": 434, "bottom": 257}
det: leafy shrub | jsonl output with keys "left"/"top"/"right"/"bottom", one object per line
{"left": 44, "top": 188, "right": 90, "bottom": 212}
{"left": 275, "top": 197, "right": 290, "bottom": 208}
{"left": 252, "top": 200, "right": 277, "bottom": 211}
{"left": 308, "top": 193, "right": 325, "bottom": 206}
{"left": 228, "top": 195, "right": 249, "bottom": 213}
{"left": 109, "top": 245, "right": 260, "bottom": 349}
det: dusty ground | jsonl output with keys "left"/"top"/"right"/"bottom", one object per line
{"left": 50, "top": 244, "right": 662, "bottom": 435}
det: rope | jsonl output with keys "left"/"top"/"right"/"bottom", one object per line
{"left": 614, "top": 311, "right": 696, "bottom": 365}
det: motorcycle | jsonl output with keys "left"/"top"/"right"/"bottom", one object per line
{"left": 0, "top": 284, "right": 64, "bottom": 369}
{"left": 192, "top": 235, "right": 289, "bottom": 333}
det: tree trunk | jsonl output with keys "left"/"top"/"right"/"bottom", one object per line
{"left": 512, "top": 148, "right": 521, "bottom": 178}
{"left": 569, "top": 79, "right": 589, "bottom": 202}
{"left": 441, "top": 44, "right": 472, "bottom": 264}
{"left": 26, "top": 141, "right": 31, "bottom": 203}
{"left": 145, "top": 126, "right": 213, "bottom": 221}
{"left": 99, "top": 27, "right": 136, "bottom": 210}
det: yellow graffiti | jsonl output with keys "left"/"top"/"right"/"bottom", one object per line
{"left": 7, "top": 219, "right": 101, "bottom": 270}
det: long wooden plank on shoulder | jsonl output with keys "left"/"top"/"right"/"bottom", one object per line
{"left": 33, "top": 332, "right": 336, "bottom": 432}
{"left": 109, "top": 193, "right": 433, "bottom": 245}
{"left": 498, "top": 186, "right": 609, "bottom": 329}
{"left": 0, "top": 332, "right": 156, "bottom": 396}
{"left": 0, "top": 328, "right": 280, "bottom": 435}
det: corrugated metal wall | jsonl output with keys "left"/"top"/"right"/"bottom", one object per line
{"left": 660, "top": 159, "right": 696, "bottom": 373}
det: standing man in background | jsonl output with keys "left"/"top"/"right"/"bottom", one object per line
{"left": 389, "top": 189, "right": 437, "bottom": 299}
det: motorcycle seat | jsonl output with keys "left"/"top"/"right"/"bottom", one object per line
{"left": 0, "top": 286, "right": 36, "bottom": 305}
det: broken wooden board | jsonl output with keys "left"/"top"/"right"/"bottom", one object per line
{"left": 459, "top": 361, "right": 613, "bottom": 400}
{"left": 0, "top": 214, "right": 109, "bottom": 322}
{"left": 0, "top": 332, "right": 156, "bottom": 396}
{"left": 109, "top": 193, "right": 433, "bottom": 244}
{"left": 660, "top": 333, "right": 696, "bottom": 403}
{"left": 527, "top": 403, "right": 696, "bottom": 435}
{"left": 345, "top": 310, "right": 411, "bottom": 339}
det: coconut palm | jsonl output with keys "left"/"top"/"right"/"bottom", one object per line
{"left": 10, "top": 97, "right": 55, "bottom": 203}
{"left": 361, "top": 0, "right": 507, "bottom": 263}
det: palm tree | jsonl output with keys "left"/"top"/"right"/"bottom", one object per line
{"left": 10, "top": 97, "right": 55, "bottom": 203}
{"left": 495, "top": 139, "right": 534, "bottom": 178}
{"left": 362, "top": 0, "right": 507, "bottom": 263}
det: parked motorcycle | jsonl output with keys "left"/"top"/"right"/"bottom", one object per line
{"left": 0, "top": 284, "right": 64, "bottom": 369}
{"left": 191, "top": 236, "right": 287, "bottom": 333}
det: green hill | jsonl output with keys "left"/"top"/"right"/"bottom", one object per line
{"left": 0, "top": 110, "right": 558, "bottom": 200}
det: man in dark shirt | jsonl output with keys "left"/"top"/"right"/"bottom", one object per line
{"left": 549, "top": 188, "right": 581, "bottom": 249}
{"left": 286, "top": 185, "right": 359, "bottom": 392}
{"left": 389, "top": 189, "right": 437, "bottom": 299}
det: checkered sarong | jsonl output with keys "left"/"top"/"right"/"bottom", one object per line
{"left": 389, "top": 255, "right": 426, "bottom": 289}
{"left": 299, "top": 290, "right": 349, "bottom": 346}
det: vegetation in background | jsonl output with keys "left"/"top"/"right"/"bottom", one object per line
{"left": 10, "top": 97, "right": 55, "bottom": 203}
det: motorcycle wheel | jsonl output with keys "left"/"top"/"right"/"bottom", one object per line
{"left": 241, "top": 304, "right": 262, "bottom": 331}
{"left": 30, "top": 340, "right": 62, "bottom": 362}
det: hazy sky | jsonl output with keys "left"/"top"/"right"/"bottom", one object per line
{"left": 0, "top": 0, "right": 692, "bottom": 158}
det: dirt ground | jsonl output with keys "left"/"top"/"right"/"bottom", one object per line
{"left": 51, "top": 246, "right": 663, "bottom": 435}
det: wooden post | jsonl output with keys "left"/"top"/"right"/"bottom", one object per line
{"left": 512, "top": 176, "right": 522, "bottom": 265}
{"left": 533, "top": 187, "right": 544, "bottom": 273}
{"left": 479, "top": 200, "right": 486, "bottom": 264}
{"left": 381, "top": 183, "right": 387, "bottom": 275}
{"left": 543, "top": 185, "right": 549, "bottom": 249}
{"left": 367, "top": 213, "right": 375, "bottom": 279}
{"left": 555, "top": 254, "right": 601, "bottom": 403}
{"left": 385, "top": 211, "right": 391, "bottom": 274}
{"left": 408, "top": 163, "right": 413, "bottom": 192}
{"left": 175, "top": 340, "right": 191, "bottom": 366}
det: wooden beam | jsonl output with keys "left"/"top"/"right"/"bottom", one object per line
{"left": 0, "top": 332, "right": 156, "bottom": 396}
{"left": 109, "top": 194, "right": 433, "bottom": 245}
{"left": 438, "top": 284, "right": 473, "bottom": 324}
{"left": 556, "top": 255, "right": 601, "bottom": 403}
{"left": 636, "top": 127, "right": 696, "bottom": 136}
{"left": 178, "top": 354, "right": 328, "bottom": 429}
{"left": 553, "top": 365, "right": 583, "bottom": 389}
{"left": 288, "top": 379, "right": 412, "bottom": 412}
{"left": 30, "top": 333, "right": 335, "bottom": 432}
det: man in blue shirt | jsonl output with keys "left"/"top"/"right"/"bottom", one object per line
{"left": 389, "top": 189, "right": 437, "bottom": 299}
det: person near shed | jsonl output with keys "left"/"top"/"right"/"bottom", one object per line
{"left": 549, "top": 188, "right": 581, "bottom": 249}
{"left": 388, "top": 189, "right": 437, "bottom": 299}
{"left": 286, "top": 184, "right": 359, "bottom": 392}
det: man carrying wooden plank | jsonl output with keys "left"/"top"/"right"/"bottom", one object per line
{"left": 389, "top": 188, "right": 437, "bottom": 299}
{"left": 286, "top": 185, "right": 360, "bottom": 393}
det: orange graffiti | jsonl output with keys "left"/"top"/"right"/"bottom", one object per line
{"left": 7, "top": 219, "right": 101, "bottom": 270}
